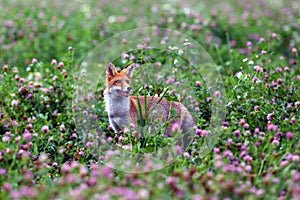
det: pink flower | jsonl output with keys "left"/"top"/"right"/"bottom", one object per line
{"left": 171, "top": 123, "right": 180, "bottom": 132}
{"left": 3, "top": 182, "right": 12, "bottom": 191}
{"left": 244, "top": 155, "right": 253, "bottom": 163}
{"left": 195, "top": 129, "right": 202, "bottom": 136}
{"left": 2, "top": 135, "right": 10, "bottom": 142}
{"left": 121, "top": 52, "right": 129, "bottom": 59}
{"left": 166, "top": 77, "right": 175, "bottom": 85}
{"left": 230, "top": 40, "right": 237, "bottom": 47}
{"left": 290, "top": 117, "right": 296, "bottom": 125}
{"left": 24, "top": 131, "right": 32, "bottom": 141}
{"left": 195, "top": 81, "right": 201, "bottom": 87}
{"left": 292, "top": 47, "right": 298, "bottom": 56}
{"left": 201, "top": 130, "right": 210, "bottom": 137}
{"left": 280, "top": 160, "right": 289, "bottom": 167}
{"left": 122, "top": 39, "right": 127, "bottom": 45}
{"left": 272, "top": 139, "right": 280, "bottom": 146}
{"left": 267, "top": 123, "right": 278, "bottom": 131}
{"left": 239, "top": 119, "right": 246, "bottom": 126}
{"left": 214, "top": 148, "right": 220, "bottom": 154}
{"left": 252, "top": 76, "right": 259, "bottom": 83}
{"left": 51, "top": 59, "right": 57, "bottom": 65}
{"left": 234, "top": 130, "right": 241, "bottom": 137}
{"left": 32, "top": 58, "right": 38, "bottom": 63}
{"left": 68, "top": 46, "right": 73, "bottom": 51}
{"left": 276, "top": 67, "right": 283, "bottom": 72}
{"left": 261, "top": 50, "right": 267, "bottom": 54}
{"left": 286, "top": 132, "right": 294, "bottom": 140}
{"left": 271, "top": 33, "right": 278, "bottom": 39}
{"left": 214, "top": 90, "right": 221, "bottom": 97}
{"left": 138, "top": 189, "right": 150, "bottom": 199}
{"left": 183, "top": 152, "right": 190, "bottom": 158}
{"left": 11, "top": 100, "right": 19, "bottom": 107}
{"left": 254, "top": 105, "right": 260, "bottom": 111}
{"left": 41, "top": 125, "right": 49, "bottom": 133}
{"left": 246, "top": 41, "right": 252, "bottom": 47}
{"left": 58, "top": 62, "right": 64, "bottom": 68}
{"left": 0, "top": 168, "right": 7, "bottom": 175}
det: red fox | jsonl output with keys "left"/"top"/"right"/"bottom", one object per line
{"left": 105, "top": 63, "right": 195, "bottom": 146}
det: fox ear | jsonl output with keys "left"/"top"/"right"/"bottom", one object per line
{"left": 126, "top": 63, "right": 135, "bottom": 78}
{"left": 106, "top": 63, "right": 117, "bottom": 78}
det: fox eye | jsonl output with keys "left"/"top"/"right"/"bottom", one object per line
{"left": 126, "top": 80, "right": 130, "bottom": 84}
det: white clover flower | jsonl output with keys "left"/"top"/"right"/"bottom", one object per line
{"left": 236, "top": 72, "right": 243, "bottom": 79}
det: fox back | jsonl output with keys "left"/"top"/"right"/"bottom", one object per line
{"left": 104, "top": 63, "right": 195, "bottom": 141}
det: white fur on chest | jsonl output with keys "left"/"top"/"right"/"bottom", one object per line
{"left": 105, "top": 93, "right": 130, "bottom": 115}
{"left": 105, "top": 93, "right": 131, "bottom": 132}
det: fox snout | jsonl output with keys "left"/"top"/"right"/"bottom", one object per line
{"left": 111, "top": 86, "right": 131, "bottom": 97}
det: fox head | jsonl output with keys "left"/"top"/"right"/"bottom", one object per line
{"left": 105, "top": 63, "right": 135, "bottom": 97}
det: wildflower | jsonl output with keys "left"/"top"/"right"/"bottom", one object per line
{"left": 254, "top": 105, "right": 260, "bottom": 111}
{"left": 244, "top": 155, "right": 253, "bottom": 163}
{"left": 267, "top": 123, "right": 278, "bottom": 131}
{"left": 171, "top": 123, "right": 180, "bottom": 132}
{"left": 0, "top": 168, "right": 7, "bottom": 175}
{"left": 271, "top": 33, "right": 278, "bottom": 39}
{"left": 280, "top": 160, "right": 289, "bottom": 167}
{"left": 234, "top": 130, "right": 241, "bottom": 137}
{"left": 68, "top": 46, "right": 73, "bottom": 51}
{"left": 246, "top": 41, "right": 252, "bottom": 47}
{"left": 2, "top": 134, "right": 10, "bottom": 142}
{"left": 24, "top": 131, "right": 32, "bottom": 141}
{"left": 122, "top": 39, "right": 127, "bottom": 45}
{"left": 195, "top": 129, "right": 202, "bottom": 136}
{"left": 41, "top": 125, "right": 50, "bottom": 133}
{"left": 32, "top": 58, "right": 38, "bottom": 63}
{"left": 239, "top": 119, "right": 246, "bottom": 126}
{"left": 166, "top": 77, "right": 175, "bottom": 85}
{"left": 214, "top": 148, "right": 220, "bottom": 154}
{"left": 51, "top": 59, "right": 57, "bottom": 65}
{"left": 2, "top": 65, "right": 8, "bottom": 72}
{"left": 195, "top": 81, "right": 201, "bottom": 87}
{"left": 214, "top": 90, "right": 221, "bottom": 97}
{"left": 272, "top": 139, "right": 280, "bottom": 146}
{"left": 252, "top": 76, "right": 259, "bottom": 83}
{"left": 290, "top": 117, "right": 296, "bottom": 125}
{"left": 3, "top": 182, "right": 12, "bottom": 191}
{"left": 223, "top": 150, "right": 233, "bottom": 158}
{"left": 201, "top": 130, "right": 210, "bottom": 137}
{"left": 286, "top": 132, "right": 294, "bottom": 140}
{"left": 138, "top": 189, "right": 149, "bottom": 199}
{"left": 39, "top": 153, "right": 48, "bottom": 163}
{"left": 57, "top": 62, "right": 64, "bottom": 69}
{"left": 11, "top": 100, "right": 19, "bottom": 107}
{"left": 230, "top": 40, "right": 237, "bottom": 47}
{"left": 121, "top": 52, "right": 129, "bottom": 59}
{"left": 183, "top": 152, "right": 190, "bottom": 158}
{"left": 284, "top": 66, "right": 290, "bottom": 71}
{"left": 292, "top": 47, "right": 298, "bottom": 56}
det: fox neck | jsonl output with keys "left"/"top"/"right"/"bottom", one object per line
{"left": 105, "top": 92, "right": 130, "bottom": 116}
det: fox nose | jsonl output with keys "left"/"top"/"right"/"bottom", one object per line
{"left": 127, "top": 87, "right": 131, "bottom": 91}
